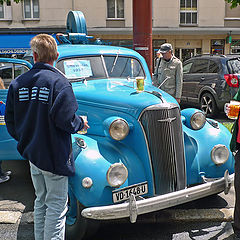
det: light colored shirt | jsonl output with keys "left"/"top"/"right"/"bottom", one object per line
{"left": 153, "top": 55, "right": 183, "bottom": 99}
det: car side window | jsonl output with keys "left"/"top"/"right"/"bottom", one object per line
{"left": 228, "top": 59, "right": 240, "bottom": 74}
{"left": 0, "top": 63, "right": 29, "bottom": 89}
{"left": 183, "top": 62, "right": 193, "bottom": 74}
{"left": 14, "top": 64, "right": 29, "bottom": 78}
{"left": 190, "top": 59, "right": 208, "bottom": 73}
{"left": 208, "top": 60, "right": 219, "bottom": 73}
{"left": 0, "top": 63, "right": 13, "bottom": 89}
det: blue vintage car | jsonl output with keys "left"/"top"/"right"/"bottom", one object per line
{"left": 0, "top": 11, "right": 235, "bottom": 240}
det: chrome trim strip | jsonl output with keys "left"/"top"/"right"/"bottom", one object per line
{"left": 137, "top": 105, "right": 158, "bottom": 195}
{"left": 138, "top": 102, "right": 179, "bottom": 120}
{"left": 157, "top": 117, "right": 176, "bottom": 123}
{"left": 138, "top": 119, "right": 155, "bottom": 195}
{"left": 81, "top": 172, "right": 234, "bottom": 222}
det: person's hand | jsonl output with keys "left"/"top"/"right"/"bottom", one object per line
{"left": 79, "top": 116, "right": 90, "bottom": 131}
{"left": 224, "top": 103, "right": 230, "bottom": 116}
{"left": 83, "top": 120, "right": 90, "bottom": 131}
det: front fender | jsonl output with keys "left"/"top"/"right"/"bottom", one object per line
{"left": 181, "top": 109, "right": 235, "bottom": 185}
{"left": 69, "top": 134, "right": 148, "bottom": 207}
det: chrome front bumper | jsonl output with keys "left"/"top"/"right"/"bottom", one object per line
{"left": 81, "top": 171, "right": 234, "bottom": 223}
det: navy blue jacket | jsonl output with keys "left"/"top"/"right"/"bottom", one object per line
{"left": 5, "top": 62, "right": 84, "bottom": 176}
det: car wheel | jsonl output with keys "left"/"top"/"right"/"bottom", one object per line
{"left": 66, "top": 191, "right": 100, "bottom": 240}
{"left": 200, "top": 92, "right": 218, "bottom": 117}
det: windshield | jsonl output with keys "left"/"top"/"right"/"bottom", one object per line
{"left": 56, "top": 55, "right": 145, "bottom": 82}
{"left": 227, "top": 58, "right": 240, "bottom": 74}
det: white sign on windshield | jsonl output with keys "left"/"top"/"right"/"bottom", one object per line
{"left": 64, "top": 60, "right": 93, "bottom": 78}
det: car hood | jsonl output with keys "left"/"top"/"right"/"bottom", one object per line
{"left": 72, "top": 78, "right": 178, "bottom": 119}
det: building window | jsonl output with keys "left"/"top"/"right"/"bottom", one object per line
{"left": 0, "top": 0, "right": 12, "bottom": 20}
{"left": 211, "top": 40, "right": 225, "bottom": 55}
{"left": 0, "top": 4, "right": 4, "bottom": 18}
{"left": 231, "top": 40, "right": 240, "bottom": 54}
{"left": 180, "top": 0, "right": 197, "bottom": 25}
{"left": 23, "top": 0, "right": 39, "bottom": 19}
{"left": 107, "top": 0, "right": 124, "bottom": 19}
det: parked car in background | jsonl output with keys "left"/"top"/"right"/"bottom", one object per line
{"left": 181, "top": 54, "right": 240, "bottom": 117}
{"left": 0, "top": 11, "right": 236, "bottom": 240}
{"left": 0, "top": 58, "right": 30, "bottom": 89}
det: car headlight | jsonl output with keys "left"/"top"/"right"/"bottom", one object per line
{"left": 190, "top": 112, "right": 206, "bottom": 130}
{"left": 109, "top": 119, "right": 129, "bottom": 141}
{"left": 107, "top": 163, "right": 128, "bottom": 187}
{"left": 211, "top": 144, "right": 229, "bottom": 166}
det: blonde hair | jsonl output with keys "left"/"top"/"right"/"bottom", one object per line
{"left": 30, "top": 34, "right": 58, "bottom": 63}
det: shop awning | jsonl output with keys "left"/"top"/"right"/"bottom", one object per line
{"left": 0, "top": 34, "right": 36, "bottom": 54}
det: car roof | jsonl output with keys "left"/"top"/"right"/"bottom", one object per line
{"left": 0, "top": 57, "right": 32, "bottom": 68}
{"left": 183, "top": 54, "right": 240, "bottom": 64}
{"left": 225, "top": 54, "right": 240, "bottom": 59}
{"left": 190, "top": 54, "right": 240, "bottom": 59}
{"left": 57, "top": 44, "right": 143, "bottom": 59}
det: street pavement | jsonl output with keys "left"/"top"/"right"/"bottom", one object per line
{"left": 0, "top": 111, "right": 237, "bottom": 239}
{"left": 0, "top": 159, "right": 236, "bottom": 239}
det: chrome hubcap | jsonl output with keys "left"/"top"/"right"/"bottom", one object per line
{"left": 201, "top": 96, "right": 212, "bottom": 114}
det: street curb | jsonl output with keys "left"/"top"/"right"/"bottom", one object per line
{"left": 0, "top": 208, "right": 234, "bottom": 224}
{"left": 0, "top": 211, "right": 33, "bottom": 224}
{"left": 0, "top": 211, "right": 22, "bottom": 224}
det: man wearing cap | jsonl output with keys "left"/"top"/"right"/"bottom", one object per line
{"left": 153, "top": 43, "right": 183, "bottom": 104}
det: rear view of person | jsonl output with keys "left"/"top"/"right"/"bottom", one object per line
{"left": 5, "top": 34, "right": 89, "bottom": 240}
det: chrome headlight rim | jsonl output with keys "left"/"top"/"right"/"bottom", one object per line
{"left": 107, "top": 163, "right": 128, "bottom": 188}
{"left": 109, "top": 118, "right": 129, "bottom": 141}
{"left": 211, "top": 144, "right": 229, "bottom": 166}
{"left": 190, "top": 112, "right": 206, "bottom": 130}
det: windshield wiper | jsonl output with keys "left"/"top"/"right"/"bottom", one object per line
{"left": 70, "top": 77, "right": 87, "bottom": 83}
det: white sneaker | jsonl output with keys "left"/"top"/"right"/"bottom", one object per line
{"left": 0, "top": 175, "right": 10, "bottom": 183}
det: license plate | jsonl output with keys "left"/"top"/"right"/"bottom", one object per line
{"left": 112, "top": 182, "right": 148, "bottom": 203}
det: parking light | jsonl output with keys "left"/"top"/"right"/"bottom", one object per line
{"left": 82, "top": 177, "right": 93, "bottom": 188}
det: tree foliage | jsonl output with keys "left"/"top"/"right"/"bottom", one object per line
{"left": 226, "top": 0, "right": 240, "bottom": 8}
{"left": 0, "top": 0, "right": 22, "bottom": 5}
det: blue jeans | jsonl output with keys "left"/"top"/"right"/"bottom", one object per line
{"left": 30, "top": 162, "right": 68, "bottom": 240}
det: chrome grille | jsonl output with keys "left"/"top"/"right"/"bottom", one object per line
{"left": 139, "top": 103, "right": 186, "bottom": 195}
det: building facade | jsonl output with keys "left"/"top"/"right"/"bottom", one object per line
{"left": 0, "top": 0, "right": 240, "bottom": 63}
